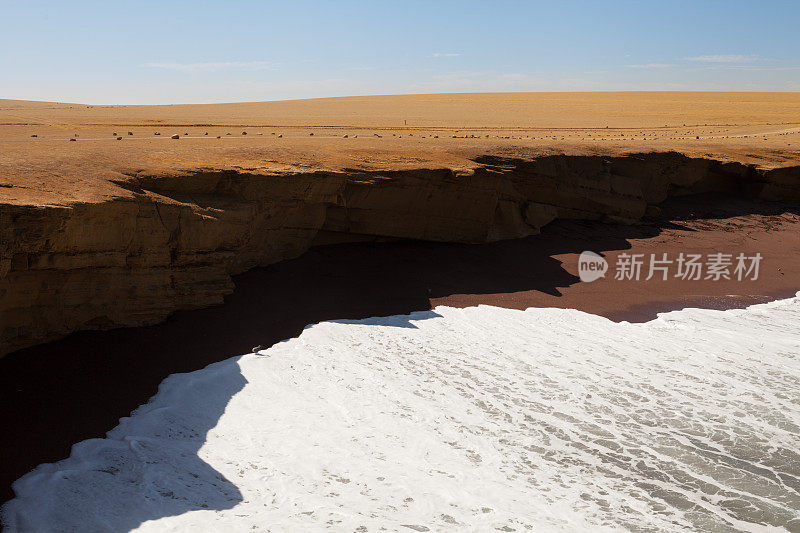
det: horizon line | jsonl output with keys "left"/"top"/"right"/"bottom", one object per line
{"left": 3, "top": 89, "right": 800, "bottom": 108}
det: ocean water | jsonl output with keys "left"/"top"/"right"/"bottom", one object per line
{"left": 3, "top": 295, "right": 800, "bottom": 532}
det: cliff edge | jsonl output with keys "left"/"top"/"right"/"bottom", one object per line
{"left": 2, "top": 93, "right": 800, "bottom": 355}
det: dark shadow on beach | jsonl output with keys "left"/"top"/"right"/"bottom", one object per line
{"left": 2, "top": 357, "right": 246, "bottom": 531}
{"left": 1, "top": 193, "right": 798, "bottom": 511}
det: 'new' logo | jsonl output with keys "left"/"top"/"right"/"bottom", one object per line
{"left": 578, "top": 251, "right": 608, "bottom": 282}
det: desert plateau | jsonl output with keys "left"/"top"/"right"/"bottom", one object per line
{"left": 3, "top": 92, "right": 800, "bottom": 354}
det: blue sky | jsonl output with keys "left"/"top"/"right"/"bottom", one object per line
{"left": 1, "top": 0, "right": 799, "bottom": 104}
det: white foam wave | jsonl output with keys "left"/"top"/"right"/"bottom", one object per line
{"left": 3, "top": 295, "right": 800, "bottom": 531}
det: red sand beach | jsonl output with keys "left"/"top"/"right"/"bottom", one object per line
{"left": 1, "top": 193, "right": 798, "bottom": 501}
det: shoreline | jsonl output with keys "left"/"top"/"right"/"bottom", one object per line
{"left": 5, "top": 291, "right": 800, "bottom": 530}
{"left": 1, "top": 194, "right": 799, "bottom": 503}
{"left": 604, "top": 291, "right": 800, "bottom": 322}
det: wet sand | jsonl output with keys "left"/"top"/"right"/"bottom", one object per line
{"left": 1, "top": 194, "right": 799, "bottom": 502}
{"left": 435, "top": 195, "right": 800, "bottom": 319}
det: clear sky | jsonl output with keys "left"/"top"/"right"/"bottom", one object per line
{"left": 1, "top": 0, "right": 798, "bottom": 104}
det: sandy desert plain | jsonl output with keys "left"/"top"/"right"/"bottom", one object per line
{"left": 2, "top": 92, "right": 800, "bottom": 529}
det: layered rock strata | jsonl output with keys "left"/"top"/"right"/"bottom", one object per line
{"left": 2, "top": 152, "right": 798, "bottom": 356}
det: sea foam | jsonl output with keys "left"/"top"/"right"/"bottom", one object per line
{"left": 3, "top": 295, "right": 800, "bottom": 531}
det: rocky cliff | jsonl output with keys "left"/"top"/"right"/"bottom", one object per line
{"left": 2, "top": 152, "right": 799, "bottom": 356}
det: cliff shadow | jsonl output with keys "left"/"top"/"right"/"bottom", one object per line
{"left": 1, "top": 193, "right": 798, "bottom": 506}
{"left": 2, "top": 357, "right": 246, "bottom": 531}
{"left": 330, "top": 310, "right": 444, "bottom": 329}
{"left": 0, "top": 220, "right": 604, "bottom": 506}
{"left": 654, "top": 192, "right": 800, "bottom": 223}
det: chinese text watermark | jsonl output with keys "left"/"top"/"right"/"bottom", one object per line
{"left": 579, "top": 251, "right": 762, "bottom": 282}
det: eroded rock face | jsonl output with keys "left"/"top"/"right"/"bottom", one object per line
{"left": 1, "top": 152, "right": 798, "bottom": 356}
